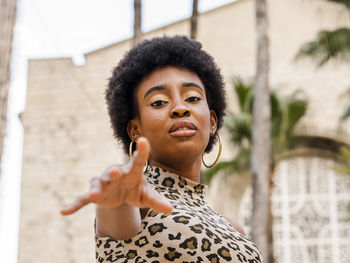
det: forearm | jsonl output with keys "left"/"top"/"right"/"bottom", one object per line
{"left": 96, "top": 203, "right": 141, "bottom": 240}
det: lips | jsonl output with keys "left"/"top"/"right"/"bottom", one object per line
{"left": 169, "top": 120, "right": 197, "bottom": 137}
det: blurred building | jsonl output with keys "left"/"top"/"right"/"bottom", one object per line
{"left": 19, "top": 0, "right": 350, "bottom": 262}
{"left": 0, "top": 0, "right": 17, "bottom": 172}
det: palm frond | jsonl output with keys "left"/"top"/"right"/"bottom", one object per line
{"left": 332, "top": 146, "right": 350, "bottom": 176}
{"left": 272, "top": 90, "right": 308, "bottom": 155}
{"left": 326, "top": 0, "right": 350, "bottom": 11}
{"left": 232, "top": 77, "right": 253, "bottom": 113}
{"left": 205, "top": 78, "right": 308, "bottom": 183}
{"left": 340, "top": 146, "right": 350, "bottom": 162}
{"left": 225, "top": 111, "right": 252, "bottom": 145}
{"left": 283, "top": 91, "right": 308, "bottom": 135}
{"left": 270, "top": 91, "right": 282, "bottom": 139}
{"left": 202, "top": 161, "right": 236, "bottom": 184}
{"left": 340, "top": 104, "right": 350, "bottom": 121}
{"left": 296, "top": 28, "right": 350, "bottom": 66}
{"left": 202, "top": 152, "right": 250, "bottom": 184}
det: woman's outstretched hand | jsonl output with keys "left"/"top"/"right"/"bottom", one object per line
{"left": 60, "top": 137, "right": 173, "bottom": 216}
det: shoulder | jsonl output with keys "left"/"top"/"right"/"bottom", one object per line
{"left": 222, "top": 216, "right": 246, "bottom": 236}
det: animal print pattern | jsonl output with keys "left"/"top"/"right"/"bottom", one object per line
{"left": 95, "top": 165, "right": 263, "bottom": 262}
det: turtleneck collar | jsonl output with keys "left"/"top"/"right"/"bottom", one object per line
{"left": 145, "top": 164, "right": 207, "bottom": 200}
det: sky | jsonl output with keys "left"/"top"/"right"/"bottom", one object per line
{"left": 0, "top": 0, "right": 236, "bottom": 262}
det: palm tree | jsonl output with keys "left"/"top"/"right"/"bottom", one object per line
{"left": 0, "top": 0, "right": 18, "bottom": 174}
{"left": 296, "top": 0, "right": 350, "bottom": 66}
{"left": 295, "top": 0, "right": 350, "bottom": 185}
{"left": 296, "top": 1, "right": 350, "bottom": 123}
{"left": 204, "top": 79, "right": 308, "bottom": 181}
{"left": 203, "top": 78, "right": 308, "bottom": 262}
{"left": 133, "top": 0, "right": 142, "bottom": 45}
{"left": 252, "top": 0, "right": 271, "bottom": 261}
{"left": 190, "top": 0, "right": 199, "bottom": 39}
{"left": 296, "top": 0, "right": 350, "bottom": 179}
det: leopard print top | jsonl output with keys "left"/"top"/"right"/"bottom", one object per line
{"left": 95, "top": 165, "right": 263, "bottom": 263}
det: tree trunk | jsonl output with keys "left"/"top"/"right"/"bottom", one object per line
{"left": 133, "top": 0, "right": 142, "bottom": 45}
{"left": 0, "top": 0, "right": 18, "bottom": 173}
{"left": 251, "top": 0, "right": 272, "bottom": 262}
{"left": 190, "top": 0, "right": 199, "bottom": 39}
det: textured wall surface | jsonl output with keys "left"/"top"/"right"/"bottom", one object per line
{"left": 19, "top": 0, "right": 350, "bottom": 262}
{"left": 0, "top": 0, "right": 17, "bottom": 171}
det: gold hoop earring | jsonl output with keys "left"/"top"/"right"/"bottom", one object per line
{"left": 129, "top": 140, "right": 135, "bottom": 159}
{"left": 202, "top": 134, "right": 222, "bottom": 168}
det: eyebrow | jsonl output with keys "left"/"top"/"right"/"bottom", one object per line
{"left": 182, "top": 82, "right": 204, "bottom": 93}
{"left": 143, "top": 82, "right": 204, "bottom": 99}
{"left": 144, "top": 85, "right": 166, "bottom": 99}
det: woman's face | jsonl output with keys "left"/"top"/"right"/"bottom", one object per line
{"left": 128, "top": 66, "right": 217, "bottom": 167}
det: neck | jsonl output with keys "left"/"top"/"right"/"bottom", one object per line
{"left": 149, "top": 155, "right": 202, "bottom": 183}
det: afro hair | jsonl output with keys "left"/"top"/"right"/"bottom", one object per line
{"left": 105, "top": 35, "right": 227, "bottom": 154}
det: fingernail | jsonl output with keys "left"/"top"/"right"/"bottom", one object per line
{"left": 90, "top": 191, "right": 99, "bottom": 198}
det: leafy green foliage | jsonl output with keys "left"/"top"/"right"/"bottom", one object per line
{"left": 296, "top": 28, "right": 350, "bottom": 66}
{"left": 295, "top": 2, "right": 350, "bottom": 120}
{"left": 202, "top": 78, "right": 308, "bottom": 183}
{"left": 332, "top": 146, "right": 350, "bottom": 175}
{"left": 340, "top": 104, "right": 350, "bottom": 121}
{"left": 271, "top": 90, "right": 308, "bottom": 161}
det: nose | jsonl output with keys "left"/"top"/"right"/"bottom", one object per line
{"left": 170, "top": 102, "right": 191, "bottom": 118}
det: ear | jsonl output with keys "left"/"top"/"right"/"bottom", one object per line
{"left": 209, "top": 110, "right": 218, "bottom": 136}
{"left": 127, "top": 118, "right": 142, "bottom": 141}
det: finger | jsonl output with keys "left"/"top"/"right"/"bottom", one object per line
{"left": 108, "top": 167, "right": 123, "bottom": 180}
{"left": 99, "top": 165, "right": 123, "bottom": 183}
{"left": 130, "top": 137, "right": 150, "bottom": 175}
{"left": 142, "top": 189, "right": 173, "bottom": 215}
{"left": 60, "top": 193, "right": 91, "bottom": 216}
{"left": 89, "top": 177, "right": 101, "bottom": 198}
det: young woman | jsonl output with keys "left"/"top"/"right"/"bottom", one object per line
{"left": 61, "top": 36, "right": 263, "bottom": 263}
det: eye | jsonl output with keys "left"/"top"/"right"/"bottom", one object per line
{"left": 150, "top": 100, "right": 168, "bottom": 108}
{"left": 186, "top": 96, "right": 201, "bottom": 103}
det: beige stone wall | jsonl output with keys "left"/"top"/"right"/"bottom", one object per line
{"left": 20, "top": 58, "right": 115, "bottom": 262}
{"left": 19, "top": 0, "right": 350, "bottom": 262}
